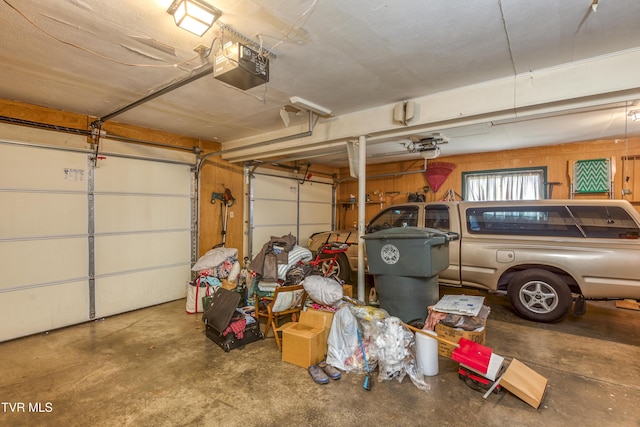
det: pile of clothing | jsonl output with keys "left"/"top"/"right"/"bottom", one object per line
{"left": 250, "top": 234, "right": 313, "bottom": 293}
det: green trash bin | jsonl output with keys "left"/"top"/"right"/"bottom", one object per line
{"left": 363, "top": 227, "right": 455, "bottom": 323}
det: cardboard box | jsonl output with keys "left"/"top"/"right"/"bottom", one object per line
{"left": 435, "top": 323, "right": 486, "bottom": 358}
{"left": 342, "top": 284, "right": 353, "bottom": 298}
{"left": 500, "top": 359, "right": 548, "bottom": 409}
{"left": 432, "top": 304, "right": 490, "bottom": 358}
{"left": 280, "top": 309, "right": 334, "bottom": 356}
{"left": 280, "top": 323, "right": 325, "bottom": 368}
{"left": 301, "top": 309, "right": 334, "bottom": 329}
{"left": 278, "top": 310, "right": 334, "bottom": 368}
{"left": 303, "top": 309, "right": 335, "bottom": 355}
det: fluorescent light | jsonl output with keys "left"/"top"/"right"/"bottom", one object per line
{"left": 420, "top": 146, "right": 441, "bottom": 159}
{"left": 289, "top": 96, "right": 332, "bottom": 117}
{"left": 167, "top": 0, "right": 222, "bottom": 37}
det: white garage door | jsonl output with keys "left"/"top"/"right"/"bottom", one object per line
{"left": 0, "top": 137, "right": 194, "bottom": 342}
{"left": 93, "top": 155, "right": 193, "bottom": 318}
{"left": 250, "top": 170, "right": 332, "bottom": 258}
{"left": 0, "top": 143, "right": 90, "bottom": 341}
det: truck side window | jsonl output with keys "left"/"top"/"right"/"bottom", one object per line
{"left": 466, "top": 206, "right": 582, "bottom": 237}
{"left": 568, "top": 206, "right": 640, "bottom": 239}
{"left": 425, "top": 205, "right": 450, "bottom": 231}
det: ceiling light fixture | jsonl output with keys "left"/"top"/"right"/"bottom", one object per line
{"left": 629, "top": 110, "right": 640, "bottom": 122}
{"left": 420, "top": 146, "right": 441, "bottom": 159}
{"left": 288, "top": 96, "right": 332, "bottom": 118}
{"left": 167, "top": 0, "right": 222, "bottom": 37}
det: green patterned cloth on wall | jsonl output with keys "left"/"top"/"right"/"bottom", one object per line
{"left": 574, "top": 158, "right": 611, "bottom": 193}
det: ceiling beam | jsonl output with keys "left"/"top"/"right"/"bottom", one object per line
{"left": 220, "top": 47, "right": 640, "bottom": 162}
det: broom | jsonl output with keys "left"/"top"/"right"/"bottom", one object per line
{"left": 356, "top": 329, "right": 373, "bottom": 391}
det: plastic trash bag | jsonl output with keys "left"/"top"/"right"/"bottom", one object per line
{"left": 375, "top": 317, "right": 430, "bottom": 391}
{"left": 303, "top": 275, "right": 343, "bottom": 306}
{"left": 326, "top": 306, "right": 360, "bottom": 372}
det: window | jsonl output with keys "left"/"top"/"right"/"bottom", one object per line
{"left": 465, "top": 204, "right": 640, "bottom": 239}
{"left": 463, "top": 167, "right": 546, "bottom": 201}
{"left": 568, "top": 206, "right": 640, "bottom": 239}
{"left": 466, "top": 206, "right": 583, "bottom": 237}
{"left": 367, "top": 206, "right": 419, "bottom": 232}
{"left": 425, "top": 205, "right": 450, "bottom": 231}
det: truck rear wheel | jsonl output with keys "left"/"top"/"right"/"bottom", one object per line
{"left": 507, "top": 269, "right": 572, "bottom": 323}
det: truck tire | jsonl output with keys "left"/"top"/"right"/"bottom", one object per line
{"left": 507, "top": 269, "right": 572, "bottom": 323}
{"left": 317, "top": 253, "right": 351, "bottom": 282}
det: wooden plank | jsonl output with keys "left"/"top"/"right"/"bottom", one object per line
{"left": 615, "top": 300, "right": 640, "bottom": 311}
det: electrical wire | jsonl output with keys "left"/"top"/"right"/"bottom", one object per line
{"left": 265, "top": 0, "right": 319, "bottom": 55}
{"left": 498, "top": 0, "right": 518, "bottom": 116}
{"left": 2, "top": 0, "right": 202, "bottom": 68}
{"left": 217, "top": 26, "right": 269, "bottom": 78}
{"left": 204, "top": 36, "right": 219, "bottom": 58}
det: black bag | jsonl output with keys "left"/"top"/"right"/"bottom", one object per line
{"left": 408, "top": 192, "right": 425, "bottom": 202}
{"left": 202, "top": 288, "right": 262, "bottom": 352}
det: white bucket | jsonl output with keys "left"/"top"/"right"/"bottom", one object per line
{"left": 415, "top": 329, "right": 439, "bottom": 376}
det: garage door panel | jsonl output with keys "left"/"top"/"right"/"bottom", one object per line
{"left": 253, "top": 226, "right": 299, "bottom": 250}
{"left": 0, "top": 192, "right": 86, "bottom": 238}
{"left": 252, "top": 199, "right": 297, "bottom": 226}
{"left": 95, "top": 156, "right": 191, "bottom": 194}
{"left": 0, "top": 139, "right": 194, "bottom": 342}
{"left": 251, "top": 173, "right": 332, "bottom": 257}
{"left": 0, "top": 239, "right": 87, "bottom": 290}
{"left": 95, "top": 231, "right": 191, "bottom": 276}
{"left": 0, "top": 281, "right": 89, "bottom": 342}
{"left": 298, "top": 201, "right": 333, "bottom": 246}
{"left": 299, "top": 182, "right": 331, "bottom": 201}
{"left": 93, "top": 157, "right": 193, "bottom": 317}
{"left": 94, "top": 266, "right": 189, "bottom": 318}
{"left": 0, "top": 144, "right": 87, "bottom": 191}
{"left": 299, "top": 201, "right": 332, "bottom": 223}
{"left": 254, "top": 175, "right": 297, "bottom": 200}
{"left": 94, "top": 195, "right": 190, "bottom": 233}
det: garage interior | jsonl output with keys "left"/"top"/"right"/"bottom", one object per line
{"left": 1, "top": 1, "right": 639, "bottom": 426}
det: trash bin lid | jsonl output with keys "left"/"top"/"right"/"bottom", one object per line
{"left": 362, "top": 226, "right": 448, "bottom": 243}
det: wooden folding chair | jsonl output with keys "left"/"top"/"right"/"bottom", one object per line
{"left": 254, "top": 284, "right": 307, "bottom": 350}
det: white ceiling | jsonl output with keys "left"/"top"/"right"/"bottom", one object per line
{"left": 1, "top": 0, "right": 640, "bottom": 167}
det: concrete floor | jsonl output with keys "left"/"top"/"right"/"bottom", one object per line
{"left": 1, "top": 286, "right": 639, "bottom": 427}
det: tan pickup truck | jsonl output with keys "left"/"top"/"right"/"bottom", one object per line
{"left": 308, "top": 199, "right": 640, "bottom": 322}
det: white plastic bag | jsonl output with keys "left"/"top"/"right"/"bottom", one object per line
{"left": 191, "top": 247, "right": 238, "bottom": 271}
{"left": 227, "top": 260, "right": 241, "bottom": 283}
{"left": 326, "top": 306, "right": 359, "bottom": 371}
{"left": 302, "top": 275, "right": 343, "bottom": 306}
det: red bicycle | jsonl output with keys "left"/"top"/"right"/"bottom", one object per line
{"left": 309, "top": 233, "right": 352, "bottom": 281}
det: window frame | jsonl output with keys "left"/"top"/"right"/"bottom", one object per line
{"left": 462, "top": 166, "right": 548, "bottom": 201}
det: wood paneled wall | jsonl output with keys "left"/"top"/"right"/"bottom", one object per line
{"left": 198, "top": 156, "right": 244, "bottom": 255}
{"left": 337, "top": 138, "right": 640, "bottom": 227}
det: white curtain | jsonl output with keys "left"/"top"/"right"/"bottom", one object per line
{"left": 466, "top": 170, "right": 543, "bottom": 201}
